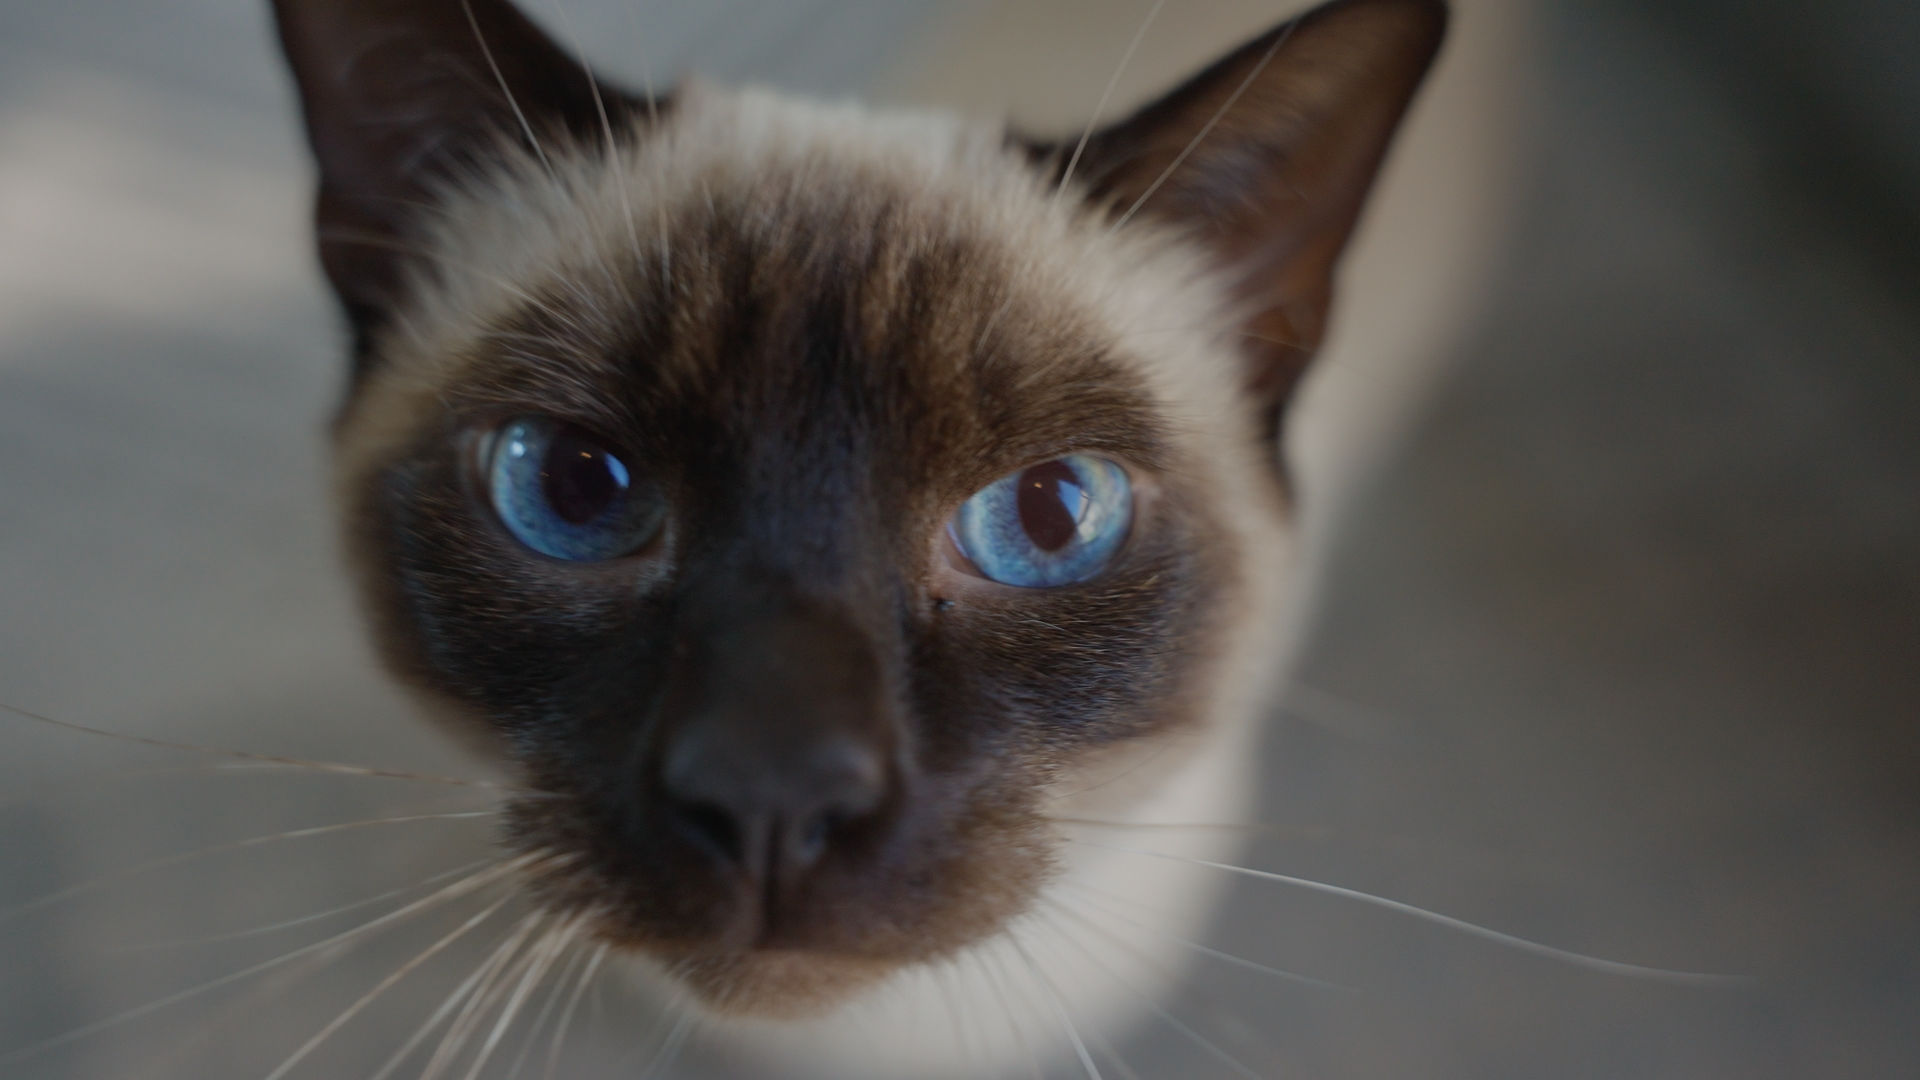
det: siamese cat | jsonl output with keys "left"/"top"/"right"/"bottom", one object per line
{"left": 256, "top": 0, "right": 1447, "bottom": 1075}
{"left": 0, "top": 1, "right": 1443, "bottom": 1077}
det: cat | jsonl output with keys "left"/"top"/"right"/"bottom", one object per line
{"left": 258, "top": 0, "right": 1448, "bottom": 1075}
{"left": 14, "top": 0, "right": 1918, "bottom": 1076}
{"left": 2, "top": 0, "right": 1445, "bottom": 1076}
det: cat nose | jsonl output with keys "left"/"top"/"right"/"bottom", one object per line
{"left": 662, "top": 726, "right": 888, "bottom": 880}
{"left": 654, "top": 596, "right": 897, "bottom": 888}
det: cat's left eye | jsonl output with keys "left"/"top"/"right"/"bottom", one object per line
{"left": 484, "top": 417, "right": 664, "bottom": 561}
{"left": 949, "top": 454, "right": 1133, "bottom": 588}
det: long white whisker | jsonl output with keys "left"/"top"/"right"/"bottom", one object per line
{"left": 1110, "top": 20, "right": 1299, "bottom": 232}
{"left": 504, "top": 933, "right": 586, "bottom": 1079}
{"left": 618, "top": 2, "right": 673, "bottom": 289}
{"left": 928, "top": 959, "right": 977, "bottom": 1073}
{"left": 261, "top": 893, "right": 515, "bottom": 1080}
{"left": 2, "top": 762, "right": 316, "bottom": 817}
{"left": 530, "top": 0, "right": 630, "bottom": 302}
{"left": 1047, "top": 815, "right": 1309, "bottom": 835}
{"left": 1074, "top": 839, "right": 1753, "bottom": 986}
{"left": 975, "top": 289, "right": 1018, "bottom": 356}
{"left": 2, "top": 811, "right": 494, "bottom": 924}
{"left": 1043, "top": 737, "right": 1176, "bottom": 803}
{"left": 1279, "top": 680, "right": 1446, "bottom": 748}
{"left": 0, "top": 701, "right": 518, "bottom": 792}
{"left": 543, "top": 939, "right": 607, "bottom": 1080}
{"left": 122, "top": 857, "right": 499, "bottom": 954}
{"left": 420, "top": 909, "right": 547, "bottom": 1080}
{"left": 977, "top": 948, "right": 1045, "bottom": 1080}
{"left": 461, "top": 912, "right": 578, "bottom": 1080}
{"left": 1055, "top": 0, "right": 1166, "bottom": 199}
{"left": 315, "top": 228, "right": 557, "bottom": 313}
{"left": 1050, "top": 815, "right": 1551, "bottom": 881}
{"left": 544, "top": 0, "right": 639, "bottom": 258}
{"left": 1057, "top": 879, "right": 1347, "bottom": 991}
{"left": 365, "top": 906, "right": 543, "bottom": 1080}
{"left": 0, "top": 855, "right": 531, "bottom": 1067}
{"left": 637, "top": 1008, "right": 695, "bottom": 1080}
{"left": 1008, "top": 931, "right": 1104, "bottom": 1080}
{"left": 461, "top": 0, "right": 556, "bottom": 179}
{"left": 139, "top": 907, "right": 376, "bottom": 1076}
{"left": 1038, "top": 901, "right": 1264, "bottom": 1080}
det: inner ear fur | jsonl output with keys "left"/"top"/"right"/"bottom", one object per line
{"left": 1047, "top": 0, "right": 1446, "bottom": 440}
{"left": 272, "top": 0, "right": 654, "bottom": 377}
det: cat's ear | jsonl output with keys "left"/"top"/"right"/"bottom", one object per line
{"left": 1049, "top": 0, "right": 1445, "bottom": 438}
{"left": 272, "top": 0, "right": 653, "bottom": 368}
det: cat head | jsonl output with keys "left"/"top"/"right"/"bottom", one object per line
{"left": 275, "top": 0, "right": 1441, "bottom": 1025}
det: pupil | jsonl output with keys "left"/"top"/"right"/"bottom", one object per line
{"left": 1016, "top": 460, "right": 1087, "bottom": 552}
{"left": 542, "top": 428, "right": 628, "bottom": 525}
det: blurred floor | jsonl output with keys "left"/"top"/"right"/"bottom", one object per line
{"left": 2, "top": 1, "right": 1917, "bottom": 1078}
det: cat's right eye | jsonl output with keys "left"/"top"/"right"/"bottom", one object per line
{"left": 949, "top": 454, "right": 1133, "bottom": 587}
{"left": 483, "top": 417, "right": 665, "bottom": 561}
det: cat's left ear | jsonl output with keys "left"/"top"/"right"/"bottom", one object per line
{"left": 272, "top": 0, "right": 653, "bottom": 375}
{"left": 1044, "top": 0, "right": 1446, "bottom": 438}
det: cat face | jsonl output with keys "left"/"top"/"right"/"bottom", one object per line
{"left": 277, "top": 0, "right": 1441, "bottom": 1024}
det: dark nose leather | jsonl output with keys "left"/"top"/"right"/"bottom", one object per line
{"left": 659, "top": 600, "right": 894, "bottom": 886}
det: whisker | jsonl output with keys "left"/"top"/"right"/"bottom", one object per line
{"left": 1049, "top": 814, "right": 1555, "bottom": 883}
{"left": 543, "top": 0, "right": 640, "bottom": 263}
{"left": 1043, "top": 737, "right": 1175, "bottom": 803}
{"left": 460, "top": 0, "right": 556, "bottom": 179}
{"left": 504, "top": 932, "right": 587, "bottom": 1079}
{"left": 1280, "top": 680, "right": 1429, "bottom": 746}
{"left": 420, "top": 909, "right": 548, "bottom": 1080}
{"left": 0, "top": 700, "right": 519, "bottom": 792}
{"left": 365, "top": 907, "right": 543, "bottom": 1080}
{"left": 1072, "top": 839, "right": 1754, "bottom": 986}
{"left": 977, "top": 947, "right": 1046, "bottom": 1080}
{"left": 1126, "top": 320, "right": 1311, "bottom": 355}
{"left": 141, "top": 917, "right": 352, "bottom": 1076}
{"left": 260, "top": 893, "right": 516, "bottom": 1080}
{"left": 1, "top": 810, "right": 496, "bottom": 924}
{"left": 927, "top": 957, "right": 974, "bottom": 1074}
{"left": 119, "top": 856, "right": 499, "bottom": 954}
{"left": 1109, "top": 20, "right": 1300, "bottom": 232}
{"left": 1038, "top": 901, "right": 1265, "bottom": 1080}
{"left": 1055, "top": 0, "right": 1166, "bottom": 199}
{"left": 618, "top": 3, "right": 674, "bottom": 290}
{"left": 1055, "top": 878, "right": 1347, "bottom": 991}
{"left": 1047, "top": 815, "right": 1312, "bottom": 835}
{"left": 461, "top": 911, "right": 579, "bottom": 1080}
{"left": 2, "top": 761, "right": 314, "bottom": 817}
{"left": 315, "top": 228, "right": 553, "bottom": 311}
{"left": 543, "top": 939, "right": 607, "bottom": 1080}
{"left": 975, "top": 289, "right": 1018, "bottom": 355}
{"left": 637, "top": 1008, "right": 695, "bottom": 1080}
{"left": 0, "top": 854, "right": 533, "bottom": 1067}
{"left": 1008, "top": 931, "right": 1104, "bottom": 1080}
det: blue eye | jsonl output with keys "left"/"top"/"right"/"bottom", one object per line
{"left": 485, "top": 417, "right": 664, "bottom": 561}
{"left": 950, "top": 454, "right": 1132, "bottom": 587}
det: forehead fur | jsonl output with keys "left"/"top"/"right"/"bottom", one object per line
{"left": 336, "top": 84, "right": 1277, "bottom": 505}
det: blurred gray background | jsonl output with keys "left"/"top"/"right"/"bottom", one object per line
{"left": 2, "top": 1, "right": 1916, "bottom": 1078}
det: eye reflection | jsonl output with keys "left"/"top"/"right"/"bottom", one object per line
{"left": 950, "top": 455, "right": 1132, "bottom": 587}
{"left": 485, "top": 417, "right": 664, "bottom": 561}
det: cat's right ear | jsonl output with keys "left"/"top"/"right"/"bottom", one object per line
{"left": 272, "top": 0, "right": 655, "bottom": 372}
{"left": 1035, "top": 0, "right": 1445, "bottom": 443}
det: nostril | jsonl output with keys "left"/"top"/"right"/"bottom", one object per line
{"left": 670, "top": 799, "right": 745, "bottom": 866}
{"left": 660, "top": 726, "right": 892, "bottom": 881}
{"left": 791, "top": 807, "right": 843, "bottom": 867}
